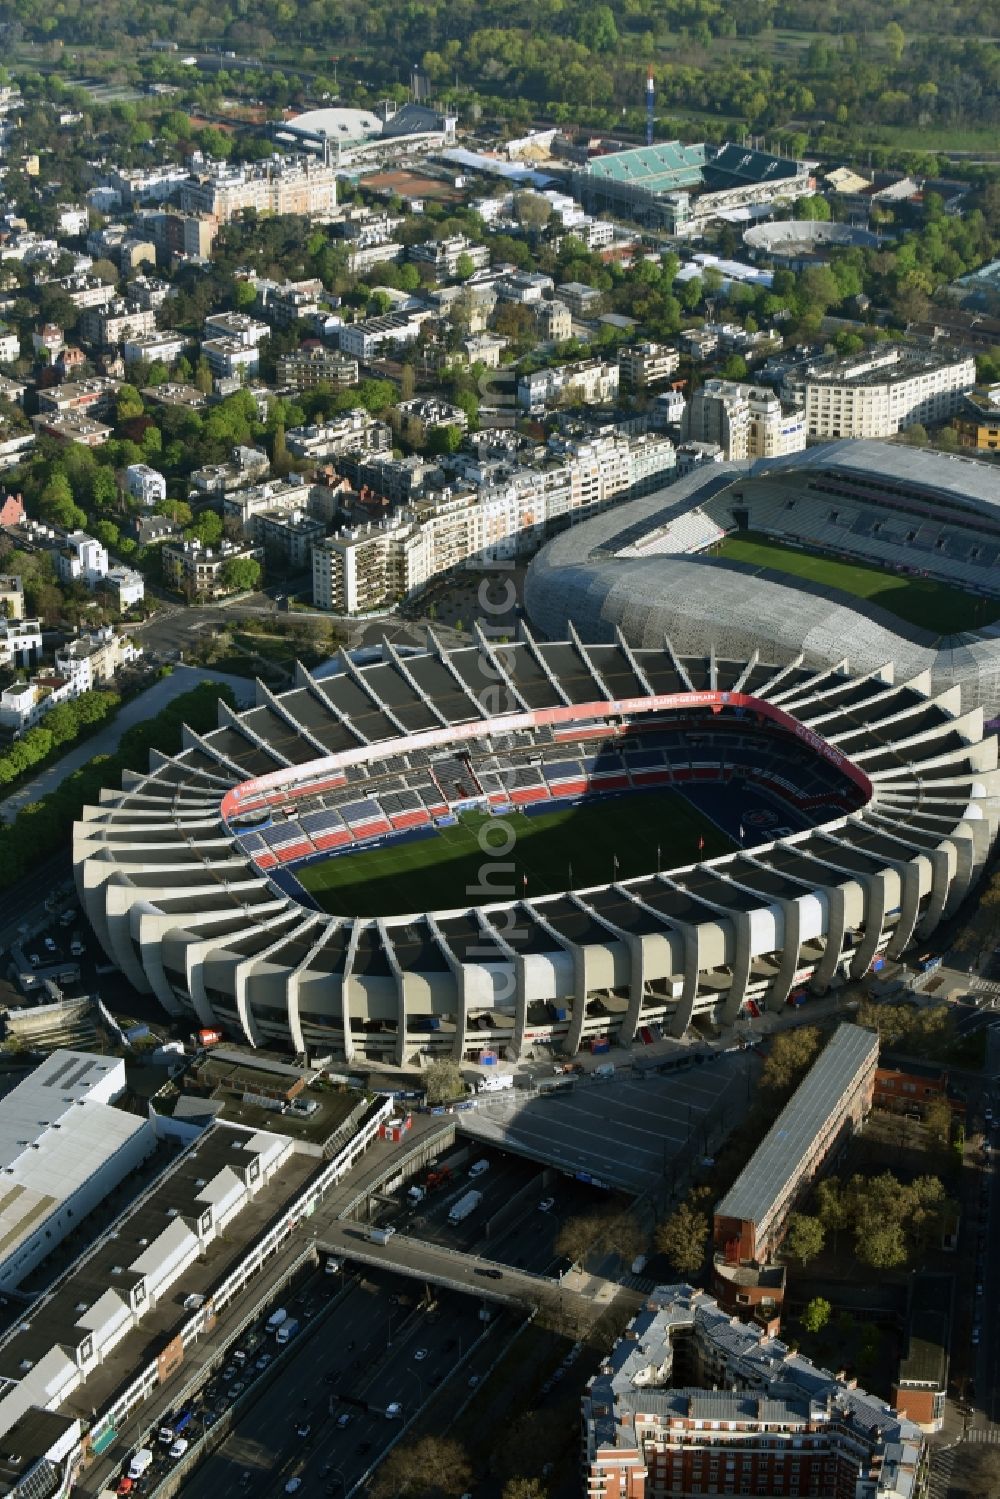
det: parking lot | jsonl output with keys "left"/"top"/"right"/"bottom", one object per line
{"left": 177, "top": 1263, "right": 508, "bottom": 1499}
{"left": 455, "top": 1053, "right": 757, "bottom": 1194}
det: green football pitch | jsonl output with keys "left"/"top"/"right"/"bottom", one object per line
{"left": 296, "top": 789, "right": 735, "bottom": 918}
{"left": 712, "top": 531, "right": 1000, "bottom": 636}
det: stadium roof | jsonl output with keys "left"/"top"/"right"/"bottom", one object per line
{"left": 582, "top": 140, "right": 706, "bottom": 192}
{"left": 715, "top": 1023, "right": 878, "bottom": 1230}
{"left": 281, "top": 107, "right": 381, "bottom": 144}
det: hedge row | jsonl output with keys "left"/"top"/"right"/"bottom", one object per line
{"left": 0, "top": 681, "right": 236, "bottom": 889}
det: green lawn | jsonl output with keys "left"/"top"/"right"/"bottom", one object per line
{"left": 297, "top": 790, "right": 734, "bottom": 917}
{"left": 712, "top": 531, "right": 1000, "bottom": 636}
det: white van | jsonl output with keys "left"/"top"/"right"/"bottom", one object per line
{"left": 468, "top": 1159, "right": 490, "bottom": 1179}
{"left": 266, "top": 1307, "right": 288, "bottom": 1331}
{"left": 127, "top": 1451, "right": 154, "bottom": 1481}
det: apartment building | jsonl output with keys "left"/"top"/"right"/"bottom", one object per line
{"left": 536, "top": 299, "right": 573, "bottom": 342}
{"left": 803, "top": 346, "right": 976, "bottom": 439}
{"left": 253, "top": 508, "right": 326, "bottom": 569}
{"left": 276, "top": 347, "right": 359, "bottom": 391}
{"left": 285, "top": 410, "right": 391, "bottom": 461}
{"left": 684, "top": 379, "right": 806, "bottom": 460}
{"left": 313, "top": 430, "right": 676, "bottom": 612}
{"left": 517, "top": 359, "right": 620, "bottom": 414}
{"left": 955, "top": 383, "right": 1000, "bottom": 453}
{"left": 189, "top": 445, "right": 269, "bottom": 495}
{"left": 338, "top": 310, "right": 431, "bottom": 361}
{"left": 0, "top": 327, "right": 19, "bottom": 363}
{"left": 312, "top": 516, "right": 432, "bottom": 614}
{"left": 201, "top": 337, "right": 259, "bottom": 380}
{"left": 714, "top": 1023, "right": 878, "bottom": 1269}
{"left": 78, "top": 300, "right": 156, "bottom": 349}
{"left": 0, "top": 616, "right": 40, "bottom": 669}
{"left": 55, "top": 627, "right": 140, "bottom": 690}
{"left": 619, "top": 342, "right": 680, "bottom": 390}
{"left": 32, "top": 411, "right": 111, "bottom": 447}
{"left": 409, "top": 235, "right": 490, "bottom": 279}
{"left": 583, "top": 1284, "right": 924, "bottom": 1499}
{"left": 223, "top": 477, "right": 314, "bottom": 538}
{"left": 125, "top": 463, "right": 167, "bottom": 507}
{"left": 0, "top": 573, "right": 23, "bottom": 620}
{"left": 396, "top": 398, "right": 470, "bottom": 446}
{"left": 161, "top": 538, "right": 264, "bottom": 598}
{"left": 36, "top": 378, "right": 119, "bottom": 419}
{"left": 180, "top": 156, "right": 338, "bottom": 223}
{"left": 55, "top": 530, "right": 108, "bottom": 587}
{"left": 122, "top": 329, "right": 188, "bottom": 367}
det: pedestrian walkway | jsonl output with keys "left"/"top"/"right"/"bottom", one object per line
{"left": 0, "top": 667, "right": 255, "bottom": 824}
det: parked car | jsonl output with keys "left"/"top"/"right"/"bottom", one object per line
{"left": 169, "top": 1440, "right": 189, "bottom": 1460}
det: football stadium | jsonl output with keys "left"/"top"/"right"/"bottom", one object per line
{"left": 75, "top": 623, "right": 999, "bottom": 1064}
{"left": 525, "top": 441, "right": 1000, "bottom": 719}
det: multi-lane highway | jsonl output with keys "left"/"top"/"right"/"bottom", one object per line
{"left": 181, "top": 1265, "right": 503, "bottom": 1499}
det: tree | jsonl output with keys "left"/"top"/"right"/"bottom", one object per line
{"left": 555, "top": 1214, "right": 606, "bottom": 1267}
{"left": 184, "top": 510, "right": 224, "bottom": 548}
{"left": 655, "top": 1200, "right": 708, "bottom": 1276}
{"left": 220, "top": 556, "right": 261, "bottom": 593}
{"left": 902, "top": 423, "right": 928, "bottom": 446}
{"left": 423, "top": 1058, "right": 463, "bottom": 1104}
{"left": 90, "top": 257, "right": 119, "bottom": 286}
{"left": 801, "top": 1297, "right": 831, "bottom": 1335}
{"left": 923, "top": 1095, "right": 952, "bottom": 1148}
{"left": 784, "top": 1213, "right": 824, "bottom": 1267}
{"left": 760, "top": 1027, "right": 821, "bottom": 1098}
{"left": 515, "top": 192, "right": 551, "bottom": 232}
{"left": 370, "top": 1437, "right": 472, "bottom": 1499}
{"left": 400, "top": 363, "right": 416, "bottom": 401}
{"left": 455, "top": 252, "right": 475, "bottom": 282}
{"left": 502, "top": 1481, "right": 547, "bottom": 1499}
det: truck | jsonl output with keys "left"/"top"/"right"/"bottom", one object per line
{"left": 406, "top": 1184, "right": 427, "bottom": 1205}
{"left": 594, "top": 1063, "right": 615, "bottom": 1080}
{"left": 127, "top": 1452, "right": 154, "bottom": 1482}
{"left": 475, "top": 1073, "right": 513, "bottom": 1094}
{"left": 275, "top": 1317, "right": 300, "bottom": 1345}
{"left": 448, "top": 1189, "right": 483, "bottom": 1225}
{"left": 198, "top": 1027, "right": 223, "bottom": 1048}
{"left": 367, "top": 1225, "right": 396, "bottom": 1244}
{"left": 266, "top": 1307, "right": 288, "bottom": 1332}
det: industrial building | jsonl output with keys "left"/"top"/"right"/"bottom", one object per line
{"left": 0, "top": 1051, "right": 155, "bottom": 1289}
{"left": 713, "top": 1023, "right": 878, "bottom": 1268}
{"left": 583, "top": 1284, "right": 924, "bottom": 1499}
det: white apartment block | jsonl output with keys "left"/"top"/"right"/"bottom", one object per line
{"left": 56, "top": 530, "right": 109, "bottom": 586}
{"left": 55, "top": 627, "right": 140, "bottom": 690}
{"left": 311, "top": 431, "right": 675, "bottom": 613}
{"left": 123, "top": 329, "right": 188, "bottom": 367}
{"left": 223, "top": 477, "right": 314, "bottom": 538}
{"left": 105, "top": 567, "right": 145, "bottom": 610}
{"left": 0, "top": 617, "right": 41, "bottom": 669}
{"left": 285, "top": 410, "right": 391, "bottom": 460}
{"left": 276, "top": 347, "right": 359, "bottom": 391}
{"left": 408, "top": 235, "right": 490, "bottom": 279}
{"left": 517, "top": 359, "right": 620, "bottom": 413}
{"left": 338, "top": 310, "right": 430, "bottom": 362}
{"left": 162, "top": 538, "right": 264, "bottom": 597}
{"left": 0, "top": 328, "right": 19, "bottom": 363}
{"left": 180, "top": 156, "right": 338, "bottom": 223}
{"left": 125, "top": 463, "right": 167, "bottom": 507}
{"left": 684, "top": 379, "right": 806, "bottom": 460}
{"left": 203, "top": 312, "right": 270, "bottom": 347}
{"left": 804, "top": 346, "right": 977, "bottom": 439}
{"left": 78, "top": 301, "right": 156, "bottom": 348}
{"left": 201, "top": 337, "right": 259, "bottom": 380}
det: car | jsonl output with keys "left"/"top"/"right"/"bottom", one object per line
{"left": 44, "top": 937, "right": 57, "bottom": 952}
{"left": 285, "top": 1480, "right": 302, "bottom": 1494}
{"left": 336, "top": 1413, "right": 352, "bottom": 1429}
{"left": 28, "top": 953, "right": 39, "bottom": 967}
{"left": 541, "top": 1380, "right": 553, "bottom": 1394}
{"left": 474, "top": 1267, "right": 502, "bottom": 1280}
{"left": 296, "top": 1424, "right": 311, "bottom": 1439}
{"left": 222, "top": 1367, "right": 237, "bottom": 1382}
{"left": 240, "top": 1474, "right": 252, "bottom": 1488}
{"left": 117, "top": 1482, "right": 133, "bottom": 1496}
{"left": 972, "top": 1328, "right": 981, "bottom": 1345}
{"left": 414, "top": 1348, "right": 429, "bottom": 1361}
{"left": 977, "top": 1284, "right": 984, "bottom": 1296}
{"left": 538, "top": 1197, "right": 555, "bottom": 1213}
{"left": 203, "top": 1412, "right": 217, "bottom": 1428}
{"left": 231, "top": 1381, "right": 246, "bottom": 1396}
{"left": 169, "top": 1440, "right": 189, "bottom": 1460}
{"left": 233, "top": 1349, "right": 248, "bottom": 1364}
{"left": 256, "top": 1354, "right": 272, "bottom": 1370}
{"left": 467, "top": 1375, "right": 480, "bottom": 1388}
{"left": 385, "top": 1402, "right": 403, "bottom": 1419}
{"left": 986, "top": 1108, "right": 994, "bottom": 1125}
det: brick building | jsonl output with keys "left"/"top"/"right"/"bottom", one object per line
{"left": 713, "top": 1024, "right": 878, "bottom": 1269}
{"left": 583, "top": 1284, "right": 924, "bottom": 1499}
